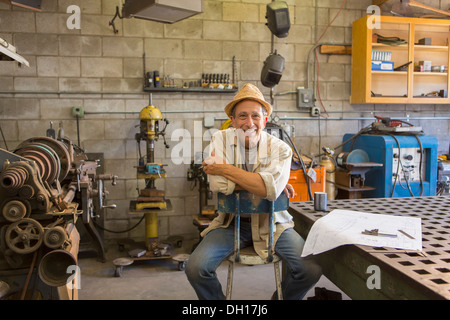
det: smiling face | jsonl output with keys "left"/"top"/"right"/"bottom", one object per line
{"left": 230, "top": 99, "right": 268, "bottom": 149}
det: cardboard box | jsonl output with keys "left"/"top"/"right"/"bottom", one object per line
{"left": 419, "top": 60, "right": 432, "bottom": 72}
{"left": 371, "top": 61, "right": 394, "bottom": 71}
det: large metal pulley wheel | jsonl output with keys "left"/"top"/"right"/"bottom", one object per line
{"left": 1, "top": 199, "right": 30, "bottom": 222}
{"left": 15, "top": 137, "right": 71, "bottom": 183}
{"left": 5, "top": 218, "right": 44, "bottom": 254}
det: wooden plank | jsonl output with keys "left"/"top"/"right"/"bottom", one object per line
{"left": 372, "top": 0, "right": 391, "bottom": 7}
{"left": 320, "top": 45, "right": 352, "bottom": 55}
{"left": 407, "top": 22, "right": 414, "bottom": 101}
{"left": 0, "top": 0, "right": 42, "bottom": 11}
{"left": 351, "top": 16, "right": 370, "bottom": 103}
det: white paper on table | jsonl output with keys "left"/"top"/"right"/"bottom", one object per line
{"left": 301, "top": 209, "right": 422, "bottom": 257}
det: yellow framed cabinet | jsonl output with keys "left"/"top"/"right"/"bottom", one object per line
{"left": 351, "top": 15, "right": 450, "bottom": 104}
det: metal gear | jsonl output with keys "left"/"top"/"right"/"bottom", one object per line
{"left": 5, "top": 218, "right": 44, "bottom": 254}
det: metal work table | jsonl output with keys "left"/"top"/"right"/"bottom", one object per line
{"left": 289, "top": 196, "right": 450, "bottom": 300}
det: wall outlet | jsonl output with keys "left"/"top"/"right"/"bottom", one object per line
{"left": 311, "top": 106, "right": 320, "bottom": 117}
{"left": 72, "top": 106, "right": 84, "bottom": 118}
{"left": 297, "top": 87, "right": 315, "bottom": 109}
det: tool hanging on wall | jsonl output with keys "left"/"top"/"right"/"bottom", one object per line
{"left": 260, "top": 1, "right": 290, "bottom": 89}
{"left": 391, "top": 0, "right": 450, "bottom": 17}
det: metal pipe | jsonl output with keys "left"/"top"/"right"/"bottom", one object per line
{"left": 63, "top": 184, "right": 77, "bottom": 203}
{"left": 214, "top": 116, "right": 450, "bottom": 121}
{"left": 83, "top": 109, "right": 450, "bottom": 116}
{"left": 0, "top": 91, "right": 147, "bottom": 95}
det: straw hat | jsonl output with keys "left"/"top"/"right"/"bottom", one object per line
{"left": 224, "top": 83, "right": 272, "bottom": 117}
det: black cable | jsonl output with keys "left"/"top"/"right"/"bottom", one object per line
{"left": 109, "top": 6, "right": 122, "bottom": 34}
{"left": 333, "top": 124, "right": 373, "bottom": 155}
{"left": 76, "top": 114, "right": 81, "bottom": 147}
{"left": 92, "top": 214, "right": 145, "bottom": 233}
{"left": 380, "top": 132, "right": 424, "bottom": 197}
{"left": 280, "top": 126, "right": 314, "bottom": 200}
{"left": 388, "top": 134, "right": 401, "bottom": 197}
{"left": 413, "top": 134, "right": 424, "bottom": 196}
{"left": 318, "top": 116, "right": 321, "bottom": 157}
{"left": 399, "top": 159, "right": 415, "bottom": 196}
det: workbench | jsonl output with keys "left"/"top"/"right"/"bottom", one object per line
{"left": 289, "top": 196, "right": 450, "bottom": 300}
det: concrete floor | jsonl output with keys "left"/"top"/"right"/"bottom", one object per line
{"left": 77, "top": 239, "right": 350, "bottom": 300}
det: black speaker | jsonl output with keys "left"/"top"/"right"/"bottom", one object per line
{"left": 261, "top": 51, "right": 285, "bottom": 88}
{"left": 265, "top": 1, "right": 290, "bottom": 38}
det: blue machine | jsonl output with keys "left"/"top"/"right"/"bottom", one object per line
{"left": 342, "top": 134, "right": 438, "bottom": 198}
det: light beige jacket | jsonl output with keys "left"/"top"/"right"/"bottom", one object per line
{"left": 201, "top": 128, "right": 294, "bottom": 259}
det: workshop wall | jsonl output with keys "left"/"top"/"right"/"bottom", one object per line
{"left": 1, "top": 0, "right": 449, "bottom": 243}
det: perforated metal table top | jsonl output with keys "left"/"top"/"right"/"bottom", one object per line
{"left": 289, "top": 196, "right": 450, "bottom": 300}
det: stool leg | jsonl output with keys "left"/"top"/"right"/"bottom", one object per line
{"left": 274, "top": 261, "right": 283, "bottom": 300}
{"left": 226, "top": 261, "right": 234, "bottom": 300}
{"left": 114, "top": 266, "right": 123, "bottom": 277}
{"left": 234, "top": 215, "right": 240, "bottom": 262}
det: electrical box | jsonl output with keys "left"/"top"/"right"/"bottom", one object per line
{"left": 297, "top": 88, "right": 314, "bottom": 109}
{"left": 391, "top": 146, "right": 424, "bottom": 183}
{"left": 342, "top": 133, "right": 438, "bottom": 198}
{"left": 72, "top": 106, "right": 84, "bottom": 118}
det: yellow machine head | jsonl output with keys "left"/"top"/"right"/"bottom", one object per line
{"left": 139, "top": 105, "right": 163, "bottom": 140}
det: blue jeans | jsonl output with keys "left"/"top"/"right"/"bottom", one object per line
{"left": 185, "top": 221, "right": 322, "bottom": 300}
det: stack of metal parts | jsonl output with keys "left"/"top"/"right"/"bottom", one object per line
{"left": 0, "top": 130, "right": 117, "bottom": 299}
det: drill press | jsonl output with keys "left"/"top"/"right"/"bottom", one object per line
{"left": 135, "top": 96, "right": 169, "bottom": 209}
{"left": 130, "top": 94, "right": 171, "bottom": 258}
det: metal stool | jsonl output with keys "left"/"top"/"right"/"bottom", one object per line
{"left": 218, "top": 191, "right": 289, "bottom": 300}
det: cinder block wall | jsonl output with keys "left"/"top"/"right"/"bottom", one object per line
{"left": 1, "top": 0, "right": 449, "bottom": 243}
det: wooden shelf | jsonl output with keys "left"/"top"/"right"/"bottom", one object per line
{"left": 372, "top": 71, "right": 407, "bottom": 75}
{"left": 372, "top": 43, "right": 408, "bottom": 50}
{"left": 351, "top": 15, "right": 450, "bottom": 104}
{"left": 414, "top": 45, "right": 448, "bottom": 52}
{"left": 414, "top": 72, "right": 448, "bottom": 76}
{"left": 144, "top": 86, "right": 237, "bottom": 94}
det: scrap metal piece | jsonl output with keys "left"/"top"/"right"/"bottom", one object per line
{"left": 398, "top": 229, "right": 415, "bottom": 240}
{"left": 362, "top": 228, "right": 397, "bottom": 238}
